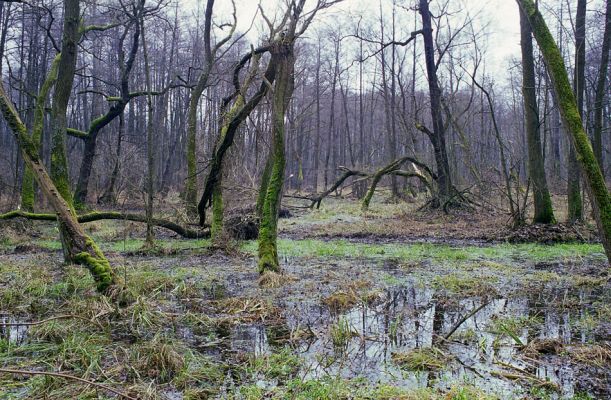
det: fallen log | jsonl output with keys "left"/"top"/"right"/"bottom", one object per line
{"left": 0, "top": 210, "right": 209, "bottom": 239}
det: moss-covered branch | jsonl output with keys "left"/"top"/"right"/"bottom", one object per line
{"left": 0, "top": 210, "right": 209, "bottom": 239}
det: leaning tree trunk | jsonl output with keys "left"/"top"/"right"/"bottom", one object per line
{"left": 516, "top": 0, "right": 611, "bottom": 262}
{"left": 258, "top": 42, "right": 294, "bottom": 273}
{"left": 519, "top": 7, "right": 555, "bottom": 224}
{"left": 0, "top": 81, "right": 115, "bottom": 292}
{"left": 419, "top": 0, "right": 453, "bottom": 204}
{"left": 593, "top": 0, "right": 610, "bottom": 176}
{"left": 568, "top": 0, "right": 586, "bottom": 222}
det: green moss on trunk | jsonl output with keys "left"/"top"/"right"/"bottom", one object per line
{"left": 73, "top": 237, "right": 115, "bottom": 292}
{"left": 21, "top": 55, "right": 61, "bottom": 211}
{"left": 211, "top": 177, "right": 224, "bottom": 240}
{"left": 258, "top": 43, "right": 294, "bottom": 274}
{"left": 361, "top": 174, "right": 382, "bottom": 212}
{"left": 518, "top": 0, "right": 611, "bottom": 261}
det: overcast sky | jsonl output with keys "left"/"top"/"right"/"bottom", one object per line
{"left": 182, "top": 0, "right": 522, "bottom": 82}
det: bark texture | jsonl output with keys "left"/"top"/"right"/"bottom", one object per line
{"left": 419, "top": 0, "right": 452, "bottom": 203}
{"left": 519, "top": 7, "right": 555, "bottom": 224}
{"left": 568, "top": 0, "right": 586, "bottom": 222}
{"left": 0, "top": 81, "right": 115, "bottom": 292}
{"left": 50, "top": 0, "right": 80, "bottom": 208}
{"left": 517, "top": 0, "right": 611, "bottom": 262}
{"left": 258, "top": 41, "right": 294, "bottom": 273}
{"left": 593, "top": 0, "right": 610, "bottom": 175}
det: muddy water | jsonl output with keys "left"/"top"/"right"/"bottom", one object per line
{"left": 0, "top": 314, "right": 28, "bottom": 346}
{"left": 230, "top": 281, "right": 609, "bottom": 399}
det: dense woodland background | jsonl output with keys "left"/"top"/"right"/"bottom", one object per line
{"left": 0, "top": 0, "right": 608, "bottom": 212}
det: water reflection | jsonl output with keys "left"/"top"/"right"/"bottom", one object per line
{"left": 0, "top": 313, "right": 28, "bottom": 345}
{"left": 230, "top": 282, "right": 606, "bottom": 398}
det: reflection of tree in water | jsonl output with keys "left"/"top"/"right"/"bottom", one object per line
{"left": 226, "top": 281, "right": 605, "bottom": 396}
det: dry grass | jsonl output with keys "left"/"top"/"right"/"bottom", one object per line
{"left": 569, "top": 344, "right": 611, "bottom": 368}
{"left": 258, "top": 271, "right": 296, "bottom": 288}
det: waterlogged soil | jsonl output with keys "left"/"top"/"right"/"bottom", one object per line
{"left": 211, "top": 255, "right": 609, "bottom": 399}
{"left": 4, "top": 243, "right": 607, "bottom": 399}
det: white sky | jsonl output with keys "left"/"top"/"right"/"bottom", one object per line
{"left": 182, "top": 0, "right": 522, "bottom": 82}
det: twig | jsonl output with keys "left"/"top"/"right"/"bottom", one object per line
{"left": 443, "top": 301, "right": 489, "bottom": 341}
{"left": 0, "top": 368, "right": 137, "bottom": 400}
{"left": 1, "top": 314, "right": 104, "bottom": 330}
{"left": 0, "top": 314, "right": 93, "bottom": 327}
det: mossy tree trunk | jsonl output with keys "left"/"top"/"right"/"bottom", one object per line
{"left": 210, "top": 96, "right": 244, "bottom": 240}
{"left": 519, "top": 7, "right": 555, "bottom": 224}
{"left": 0, "top": 81, "right": 115, "bottom": 292}
{"left": 185, "top": 0, "right": 236, "bottom": 217}
{"left": 21, "top": 55, "right": 60, "bottom": 211}
{"left": 50, "top": 0, "right": 79, "bottom": 209}
{"left": 516, "top": 0, "right": 611, "bottom": 262}
{"left": 185, "top": 0, "right": 215, "bottom": 215}
{"left": 258, "top": 43, "right": 295, "bottom": 273}
{"left": 593, "top": 0, "right": 610, "bottom": 176}
{"left": 256, "top": 155, "right": 273, "bottom": 219}
{"left": 567, "top": 0, "right": 586, "bottom": 222}
{"left": 197, "top": 49, "right": 275, "bottom": 226}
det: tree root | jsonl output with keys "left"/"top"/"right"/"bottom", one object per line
{"left": 0, "top": 210, "right": 209, "bottom": 239}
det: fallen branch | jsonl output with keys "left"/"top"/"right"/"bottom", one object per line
{"left": 0, "top": 314, "right": 102, "bottom": 329}
{"left": 0, "top": 368, "right": 136, "bottom": 400}
{"left": 443, "top": 301, "right": 489, "bottom": 341}
{"left": 0, "top": 210, "right": 209, "bottom": 239}
{"left": 362, "top": 156, "right": 436, "bottom": 211}
{"left": 308, "top": 167, "right": 367, "bottom": 209}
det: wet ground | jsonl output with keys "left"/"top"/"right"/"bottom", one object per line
{"left": 0, "top": 199, "right": 609, "bottom": 399}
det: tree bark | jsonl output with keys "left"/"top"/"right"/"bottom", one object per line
{"left": 568, "top": 0, "right": 586, "bottom": 222}
{"left": 258, "top": 40, "right": 294, "bottom": 273}
{"left": 0, "top": 81, "right": 115, "bottom": 292}
{"left": 593, "top": 0, "right": 610, "bottom": 176}
{"left": 516, "top": 0, "right": 611, "bottom": 262}
{"left": 519, "top": 7, "right": 555, "bottom": 224}
{"left": 419, "top": 0, "right": 452, "bottom": 203}
{"left": 184, "top": 0, "right": 215, "bottom": 214}
{"left": 50, "top": 0, "right": 79, "bottom": 208}
{"left": 21, "top": 55, "right": 60, "bottom": 211}
{"left": 73, "top": 12, "right": 142, "bottom": 207}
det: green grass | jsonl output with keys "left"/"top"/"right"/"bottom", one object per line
{"left": 241, "top": 239, "right": 605, "bottom": 264}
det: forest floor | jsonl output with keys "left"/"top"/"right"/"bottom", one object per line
{"left": 0, "top": 197, "right": 609, "bottom": 399}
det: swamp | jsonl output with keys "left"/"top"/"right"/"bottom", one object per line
{"left": 0, "top": 0, "right": 610, "bottom": 398}
{"left": 1, "top": 199, "right": 609, "bottom": 399}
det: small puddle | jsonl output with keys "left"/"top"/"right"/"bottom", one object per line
{"left": 228, "top": 282, "right": 609, "bottom": 398}
{"left": 0, "top": 313, "right": 28, "bottom": 345}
